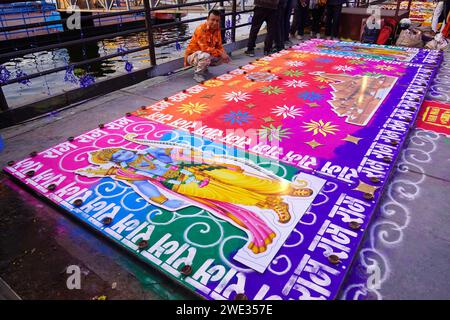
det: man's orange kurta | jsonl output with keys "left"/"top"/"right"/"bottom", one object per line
{"left": 184, "top": 22, "right": 224, "bottom": 66}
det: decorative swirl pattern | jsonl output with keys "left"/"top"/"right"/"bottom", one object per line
{"left": 146, "top": 208, "right": 177, "bottom": 226}
{"left": 58, "top": 145, "right": 101, "bottom": 185}
{"left": 124, "top": 121, "right": 157, "bottom": 136}
{"left": 298, "top": 211, "right": 317, "bottom": 226}
{"left": 311, "top": 181, "right": 337, "bottom": 207}
{"left": 282, "top": 227, "right": 304, "bottom": 248}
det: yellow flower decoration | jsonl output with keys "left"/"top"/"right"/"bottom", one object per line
{"left": 303, "top": 119, "right": 339, "bottom": 137}
{"left": 203, "top": 79, "right": 224, "bottom": 87}
{"left": 177, "top": 102, "right": 207, "bottom": 115}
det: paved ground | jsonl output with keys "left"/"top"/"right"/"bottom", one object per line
{"left": 0, "top": 41, "right": 449, "bottom": 300}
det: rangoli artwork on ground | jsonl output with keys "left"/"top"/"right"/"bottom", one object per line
{"left": 4, "top": 43, "right": 441, "bottom": 300}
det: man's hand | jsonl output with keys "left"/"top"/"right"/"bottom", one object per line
{"left": 221, "top": 51, "right": 231, "bottom": 63}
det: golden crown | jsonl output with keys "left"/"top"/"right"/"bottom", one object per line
{"left": 89, "top": 148, "right": 121, "bottom": 164}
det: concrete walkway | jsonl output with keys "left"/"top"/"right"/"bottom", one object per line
{"left": 0, "top": 42, "right": 449, "bottom": 300}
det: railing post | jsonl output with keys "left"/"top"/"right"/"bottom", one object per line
{"left": 0, "top": 87, "right": 8, "bottom": 112}
{"left": 143, "top": 0, "right": 157, "bottom": 66}
{"left": 231, "top": 0, "right": 237, "bottom": 42}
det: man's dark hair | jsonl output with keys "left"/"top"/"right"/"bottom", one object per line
{"left": 208, "top": 9, "right": 221, "bottom": 18}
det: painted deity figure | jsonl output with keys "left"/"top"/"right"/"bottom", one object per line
{"left": 313, "top": 72, "right": 398, "bottom": 126}
{"left": 77, "top": 144, "right": 313, "bottom": 254}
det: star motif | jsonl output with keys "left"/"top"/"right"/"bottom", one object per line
{"left": 200, "top": 94, "right": 215, "bottom": 99}
{"left": 305, "top": 139, "right": 323, "bottom": 149}
{"left": 307, "top": 102, "right": 320, "bottom": 108}
{"left": 246, "top": 103, "right": 256, "bottom": 109}
{"left": 353, "top": 180, "right": 379, "bottom": 196}
{"left": 262, "top": 117, "right": 275, "bottom": 123}
{"left": 342, "top": 135, "right": 363, "bottom": 144}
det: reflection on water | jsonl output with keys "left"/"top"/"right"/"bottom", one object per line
{"left": 1, "top": 14, "right": 251, "bottom": 108}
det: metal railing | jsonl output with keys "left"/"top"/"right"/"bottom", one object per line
{"left": 0, "top": 0, "right": 254, "bottom": 124}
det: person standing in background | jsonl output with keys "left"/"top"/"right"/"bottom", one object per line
{"left": 245, "top": 0, "right": 280, "bottom": 56}
{"left": 310, "top": 0, "right": 326, "bottom": 39}
{"left": 293, "top": 0, "right": 310, "bottom": 40}
{"left": 325, "top": 0, "right": 346, "bottom": 40}
{"left": 290, "top": 2, "right": 299, "bottom": 39}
